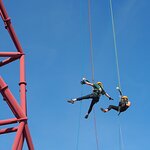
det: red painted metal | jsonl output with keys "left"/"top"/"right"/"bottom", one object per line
{"left": 0, "top": 52, "right": 22, "bottom": 57}
{"left": 0, "top": 56, "right": 21, "bottom": 67}
{"left": 0, "top": 1, "right": 23, "bottom": 53}
{"left": 0, "top": 127, "right": 18, "bottom": 135}
{"left": 0, "top": 1, "right": 34, "bottom": 149}
{"left": 0, "top": 117, "right": 27, "bottom": 126}
{"left": 13, "top": 122, "right": 25, "bottom": 150}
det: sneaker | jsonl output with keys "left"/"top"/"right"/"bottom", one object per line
{"left": 67, "top": 99, "right": 75, "bottom": 104}
{"left": 85, "top": 114, "right": 89, "bottom": 119}
{"left": 100, "top": 108, "right": 107, "bottom": 113}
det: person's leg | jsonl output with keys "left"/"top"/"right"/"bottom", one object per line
{"left": 120, "top": 106, "right": 129, "bottom": 112}
{"left": 85, "top": 98, "right": 99, "bottom": 119}
{"left": 68, "top": 93, "right": 94, "bottom": 104}
{"left": 76, "top": 93, "right": 94, "bottom": 101}
{"left": 101, "top": 105, "right": 119, "bottom": 112}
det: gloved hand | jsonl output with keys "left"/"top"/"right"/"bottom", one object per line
{"left": 80, "top": 78, "right": 90, "bottom": 85}
{"left": 81, "top": 80, "right": 86, "bottom": 84}
{"left": 109, "top": 97, "right": 114, "bottom": 100}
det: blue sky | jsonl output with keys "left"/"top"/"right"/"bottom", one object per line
{"left": 0, "top": 0, "right": 150, "bottom": 149}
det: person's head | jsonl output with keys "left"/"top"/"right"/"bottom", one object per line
{"left": 97, "top": 82, "right": 103, "bottom": 87}
{"left": 121, "top": 96, "right": 128, "bottom": 101}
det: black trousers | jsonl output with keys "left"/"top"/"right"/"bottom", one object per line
{"left": 107, "top": 105, "right": 129, "bottom": 112}
{"left": 76, "top": 93, "right": 100, "bottom": 115}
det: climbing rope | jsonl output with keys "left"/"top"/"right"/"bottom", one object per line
{"left": 119, "top": 123, "right": 125, "bottom": 150}
{"left": 76, "top": 101, "right": 82, "bottom": 150}
{"left": 109, "top": 0, "right": 121, "bottom": 90}
{"left": 93, "top": 109, "right": 100, "bottom": 150}
{"left": 109, "top": 0, "right": 125, "bottom": 150}
{"left": 88, "top": 0, "right": 95, "bottom": 83}
{"left": 88, "top": 0, "right": 99, "bottom": 150}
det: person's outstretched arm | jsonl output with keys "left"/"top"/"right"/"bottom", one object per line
{"left": 81, "top": 78, "right": 93, "bottom": 87}
{"left": 104, "top": 92, "right": 113, "bottom": 100}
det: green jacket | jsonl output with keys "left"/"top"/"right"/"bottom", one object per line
{"left": 92, "top": 83, "right": 106, "bottom": 96}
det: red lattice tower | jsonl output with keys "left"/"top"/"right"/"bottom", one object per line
{"left": 0, "top": 1, "right": 34, "bottom": 150}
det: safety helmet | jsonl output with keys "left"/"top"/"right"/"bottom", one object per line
{"left": 97, "top": 82, "right": 103, "bottom": 87}
{"left": 121, "top": 96, "right": 128, "bottom": 100}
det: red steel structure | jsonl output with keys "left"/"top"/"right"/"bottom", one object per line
{"left": 0, "top": 1, "right": 34, "bottom": 150}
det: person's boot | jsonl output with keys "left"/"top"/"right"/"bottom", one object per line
{"left": 100, "top": 108, "right": 108, "bottom": 113}
{"left": 67, "top": 99, "right": 76, "bottom": 104}
{"left": 84, "top": 113, "right": 89, "bottom": 119}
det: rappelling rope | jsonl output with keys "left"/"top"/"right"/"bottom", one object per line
{"left": 109, "top": 0, "right": 121, "bottom": 90}
{"left": 109, "top": 0, "right": 125, "bottom": 150}
{"left": 88, "top": 0, "right": 95, "bottom": 83}
{"left": 119, "top": 123, "right": 125, "bottom": 150}
{"left": 93, "top": 109, "right": 100, "bottom": 150}
{"left": 76, "top": 101, "right": 82, "bottom": 150}
{"left": 88, "top": 0, "right": 99, "bottom": 150}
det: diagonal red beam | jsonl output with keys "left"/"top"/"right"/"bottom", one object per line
{"left": 0, "top": 1, "right": 23, "bottom": 53}
{"left": 24, "top": 123, "right": 34, "bottom": 150}
{"left": 18, "top": 135, "right": 25, "bottom": 150}
{"left": 0, "top": 76, "right": 26, "bottom": 119}
{"left": 0, "top": 56, "right": 21, "bottom": 67}
{"left": 13, "top": 122, "right": 25, "bottom": 150}
{"left": 0, "top": 127, "right": 18, "bottom": 135}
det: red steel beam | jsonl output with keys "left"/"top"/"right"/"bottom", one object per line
{"left": 24, "top": 124, "right": 34, "bottom": 150}
{"left": 0, "top": 76, "right": 26, "bottom": 119}
{"left": 0, "top": 1, "right": 23, "bottom": 53}
{"left": 13, "top": 122, "right": 25, "bottom": 150}
{"left": 18, "top": 135, "right": 25, "bottom": 150}
{"left": 0, "top": 56, "right": 21, "bottom": 67}
{"left": 19, "top": 55, "right": 27, "bottom": 114}
{"left": 0, "top": 1, "right": 34, "bottom": 149}
{"left": 0, "top": 127, "right": 18, "bottom": 135}
{"left": 0, "top": 52, "right": 22, "bottom": 57}
{"left": 0, "top": 117, "right": 27, "bottom": 126}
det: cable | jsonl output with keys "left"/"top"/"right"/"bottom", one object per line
{"left": 76, "top": 101, "right": 82, "bottom": 150}
{"left": 109, "top": 1, "right": 125, "bottom": 150}
{"left": 88, "top": 0, "right": 99, "bottom": 150}
{"left": 93, "top": 109, "right": 100, "bottom": 150}
{"left": 118, "top": 118, "right": 125, "bottom": 150}
{"left": 88, "top": 0, "right": 95, "bottom": 83}
{"left": 109, "top": 0, "right": 121, "bottom": 90}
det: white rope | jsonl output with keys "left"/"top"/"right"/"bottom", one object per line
{"left": 109, "top": 1, "right": 125, "bottom": 150}
{"left": 118, "top": 118, "right": 125, "bottom": 150}
{"left": 109, "top": 0, "right": 121, "bottom": 90}
{"left": 119, "top": 125, "right": 125, "bottom": 150}
{"left": 76, "top": 101, "right": 82, "bottom": 150}
{"left": 88, "top": 1, "right": 99, "bottom": 150}
{"left": 88, "top": 0, "right": 95, "bottom": 83}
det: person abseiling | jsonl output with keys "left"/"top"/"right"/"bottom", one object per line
{"left": 100, "top": 95, "right": 131, "bottom": 114}
{"left": 68, "top": 78, "right": 113, "bottom": 119}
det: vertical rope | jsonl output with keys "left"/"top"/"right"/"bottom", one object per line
{"left": 76, "top": 101, "right": 82, "bottom": 150}
{"left": 88, "top": 0, "right": 95, "bottom": 82}
{"left": 93, "top": 109, "right": 100, "bottom": 150}
{"left": 119, "top": 125, "right": 124, "bottom": 150}
{"left": 88, "top": 1, "right": 99, "bottom": 150}
{"left": 118, "top": 118, "right": 125, "bottom": 150}
{"left": 109, "top": 1, "right": 125, "bottom": 150}
{"left": 109, "top": 0, "right": 121, "bottom": 90}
